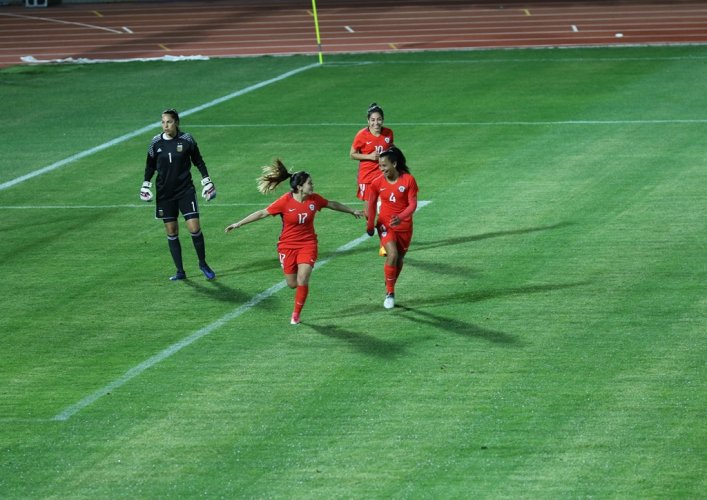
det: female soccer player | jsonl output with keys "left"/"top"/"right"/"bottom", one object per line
{"left": 224, "top": 160, "right": 363, "bottom": 325}
{"left": 139, "top": 108, "right": 217, "bottom": 281}
{"left": 349, "top": 102, "right": 394, "bottom": 209}
{"left": 350, "top": 102, "right": 394, "bottom": 256}
{"left": 365, "top": 146, "right": 419, "bottom": 309}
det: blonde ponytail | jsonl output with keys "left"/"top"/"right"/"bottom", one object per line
{"left": 257, "top": 158, "right": 291, "bottom": 194}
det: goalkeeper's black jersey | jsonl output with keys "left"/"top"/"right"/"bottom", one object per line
{"left": 144, "top": 131, "right": 209, "bottom": 201}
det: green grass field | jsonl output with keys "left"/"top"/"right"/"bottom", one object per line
{"left": 1, "top": 46, "right": 705, "bottom": 498}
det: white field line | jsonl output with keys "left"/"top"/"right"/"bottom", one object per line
{"left": 4, "top": 116, "right": 701, "bottom": 204}
{"left": 52, "top": 280, "right": 289, "bottom": 422}
{"left": 187, "top": 119, "right": 707, "bottom": 127}
{"left": 52, "top": 200, "right": 430, "bottom": 421}
{"left": 340, "top": 56, "right": 707, "bottom": 64}
{"left": 0, "top": 63, "right": 319, "bottom": 192}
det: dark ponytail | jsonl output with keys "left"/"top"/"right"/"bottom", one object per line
{"left": 367, "top": 102, "right": 384, "bottom": 119}
{"left": 162, "top": 108, "right": 180, "bottom": 133}
{"left": 379, "top": 146, "right": 410, "bottom": 174}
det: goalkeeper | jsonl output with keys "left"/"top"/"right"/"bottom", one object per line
{"left": 139, "top": 108, "right": 217, "bottom": 281}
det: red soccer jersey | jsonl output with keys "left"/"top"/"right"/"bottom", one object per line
{"left": 368, "top": 172, "right": 419, "bottom": 232}
{"left": 351, "top": 127, "right": 394, "bottom": 185}
{"left": 266, "top": 192, "right": 329, "bottom": 248}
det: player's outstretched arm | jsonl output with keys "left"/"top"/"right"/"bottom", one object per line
{"left": 326, "top": 200, "right": 363, "bottom": 218}
{"left": 225, "top": 209, "right": 270, "bottom": 233}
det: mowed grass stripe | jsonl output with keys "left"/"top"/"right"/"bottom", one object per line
{"left": 0, "top": 61, "right": 319, "bottom": 190}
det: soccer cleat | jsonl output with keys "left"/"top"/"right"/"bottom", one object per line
{"left": 383, "top": 293, "right": 395, "bottom": 309}
{"left": 379, "top": 246, "right": 387, "bottom": 257}
{"left": 199, "top": 263, "right": 216, "bottom": 280}
{"left": 290, "top": 312, "right": 301, "bottom": 325}
{"left": 170, "top": 271, "right": 187, "bottom": 281}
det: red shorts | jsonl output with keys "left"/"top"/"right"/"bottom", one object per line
{"left": 278, "top": 244, "right": 318, "bottom": 275}
{"left": 378, "top": 224, "right": 413, "bottom": 253}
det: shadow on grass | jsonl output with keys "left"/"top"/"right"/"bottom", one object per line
{"left": 393, "top": 280, "right": 591, "bottom": 345}
{"left": 309, "top": 280, "right": 590, "bottom": 354}
{"left": 413, "top": 221, "right": 574, "bottom": 252}
{"left": 396, "top": 305, "right": 519, "bottom": 345}
{"left": 324, "top": 281, "right": 590, "bottom": 319}
{"left": 403, "top": 256, "right": 481, "bottom": 278}
{"left": 317, "top": 221, "right": 574, "bottom": 262}
{"left": 214, "top": 256, "right": 278, "bottom": 277}
{"left": 409, "top": 281, "right": 590, "bottom": 310}
{"left": 305, "top": 323, "right": 419, "bottom": 359}
{"left": 183, "top": 277, "right": 253, "bottom": 304}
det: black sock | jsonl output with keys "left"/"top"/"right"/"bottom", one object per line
{"left": 191, "top": 230, "right": 207, "bottom": 264}
{"left": 167, "top": 235, "right": 184, "bottom": 272}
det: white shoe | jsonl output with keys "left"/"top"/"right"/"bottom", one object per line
{"left": 383, "top": 293, "right": 395, "bottom": 309}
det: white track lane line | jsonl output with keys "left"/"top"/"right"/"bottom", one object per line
{"left": 52, "top": 201, "right": 431, "bottom": 421}
{"left": 0, "top": 12, "right": 124, "bottom": 34}
{"left": 0, "top": 63, "right": 319, "bottom": 192}
{"left": 0, "top": 203, "right": 291, "bottom": 209}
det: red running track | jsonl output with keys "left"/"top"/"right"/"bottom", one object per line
{"left": 1, "top": 0, "right": 706, "bottom": 67}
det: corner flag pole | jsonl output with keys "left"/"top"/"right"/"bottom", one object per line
{"left": 311, "top": 0, "right": 324, "bottom": 64}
